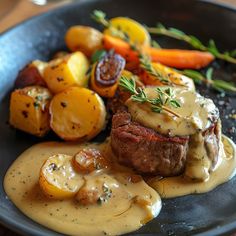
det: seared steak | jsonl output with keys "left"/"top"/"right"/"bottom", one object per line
{"left": 111, "top": 111, "right": 189, "bottom": 176}
{"left": 111, "top": 110, "right": 220, "bottom": 177}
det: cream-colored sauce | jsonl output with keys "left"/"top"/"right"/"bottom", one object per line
{"left": 4, "top": 141, "right": 161, "bottom": 236}
{"left": 148, "top": 135, "right": 236, "bottom": 198}
{"left": 184, "top": 132, "right": 212, "bottom": 181}
{"left": 184, "top": 120, "right": 221, "bottom": 182}
{"left": 126, "top": 87, "right": 218, "bottom": 136}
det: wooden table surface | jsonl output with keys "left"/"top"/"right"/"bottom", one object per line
{"left": 0, "top": 0, "right": 235, "bottom": 235}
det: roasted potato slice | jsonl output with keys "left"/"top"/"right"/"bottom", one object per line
{"left": 49, "top": 87, "right": 106, "bottom": 141}
{"left": 65, "top": 26, "right": 103, "bottom": 57}
{"left": 90, "top": 51, "right": 125, "bottom": 98}
{"left": 43, "top": 52, "right": 89, "bottom": 93}
{"left": 9, "top": 86, "right": 52, "bottom": 137}
{"left": 72, "top": 148, "right": 110, "bottom": 174}
{"left": 39, "top": 154, "right": 84, "bottom": 199}
{"left": 15, "top": 60, "right": 47, "bottom": 88}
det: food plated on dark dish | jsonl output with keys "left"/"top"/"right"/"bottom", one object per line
{"left": 1, "top": 1, "right": 236, "bottom": 236}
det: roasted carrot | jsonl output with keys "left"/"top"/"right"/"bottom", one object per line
{"left": 102, "top": 35, "right": 215, "bottom": 69}
{"left": 146, "top": 48, "right": 214, "bottom": 69}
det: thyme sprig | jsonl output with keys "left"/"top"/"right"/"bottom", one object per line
{"left": 147, "top": 23, "right": 236, "bottom": 64}
{"left": 180, "top": 68, "right": 236, "bottom": 93}
{"left": 119, "top": 76, "right": 181, "bottom": 117}
{"left": 91, "top": 10, "right": 172, "bottom": 85}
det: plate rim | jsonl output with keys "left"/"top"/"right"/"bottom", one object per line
{"left": 0, "top": 0, "right": 236, "bottom": 235}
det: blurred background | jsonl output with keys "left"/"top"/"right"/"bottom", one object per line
{"left": 0, "top": 0, "right": 235, "bottom": 33}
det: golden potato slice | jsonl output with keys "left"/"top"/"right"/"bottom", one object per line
{"left": 9, "top": 86, "right": 52, "bottom": 137}
{"left": 65, "top": 26, "right": 103, "bottom": 57}
{"left": 72, "top": 148, "right": 110, "bottom": 174}
{"left": 39, "top": 154, "right": 84, "bottom": 199}
{"left": 43, "top": 52, "right": 89, "bottom": 94}
{"left": 49, "top": 87, "right": 106, "bottom": 141}
{"left": 104, "top": 17, "right": 151, "bottom": 46}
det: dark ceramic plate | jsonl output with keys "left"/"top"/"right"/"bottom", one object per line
{"left": 0, "top": 0, "right": 236, "bottom": 235}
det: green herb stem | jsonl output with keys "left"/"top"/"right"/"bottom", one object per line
{"left": 147, "top": 24, "right": 236, "bottom": 64}
{"left": 180, "top": 68, "right": 236, "bottom": 93}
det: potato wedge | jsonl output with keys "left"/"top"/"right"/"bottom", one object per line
{"left": 49, "top": 87, "right": 106, "bottom": 141}
{"left": 15, "top": 60, "right": 47, "bottom": 88}
{"left": 65, "top": 26, "right": 103, "bottom": 57}
{"left": 43, "top": 52, "right": 89, "bottom": 93}
{"left": 104, "top": 17, "right": 151, "bottom": 46}
{"left": 9, "top": 86, "right": 52, "bottom": 137}
{"left": 72, "top": 148, "right": 109, "bottom": 174}
{"left": 39, "top": 154, "right": 84, "bottom": 199}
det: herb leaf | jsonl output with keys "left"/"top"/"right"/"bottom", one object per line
{"left": 206, "top": 67, "right": 213, "bottom": 81}
{"left": 151, "top": 40, "right": 162, "bottom": 48}
{"left": 91, "top": 49, "right": 107, "bottom": 63}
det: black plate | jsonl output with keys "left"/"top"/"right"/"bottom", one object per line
{"left": 0, "top": 0, "right": 236, "bottom": 235}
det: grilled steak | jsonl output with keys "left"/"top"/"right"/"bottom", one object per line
{"left": 111, "top": 110, "right": 220, "bottom": 177}
{"left": 111, "top": 111, "right": 189, "bottom": 176}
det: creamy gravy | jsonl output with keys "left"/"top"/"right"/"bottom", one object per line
{"left": 126, "top": 87, "right": 218, "bottom": 136}
{"left": 4, "top": 141, "right": 161, "bottom": 236}
{"left": 148, "top": 136, "right": 236, "bottom": 198}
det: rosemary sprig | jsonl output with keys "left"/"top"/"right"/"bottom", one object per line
{"left": 147, "top": 23, "right": 236, "bottom": 64}
{"left": 91, "top": 10, "right": 172, "bottom": 85}
{"left": 181, "top": 68, "right": 236, "bottom": 93}
{"left": 119, "top": 76, "right": 181, "bottom": 117}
